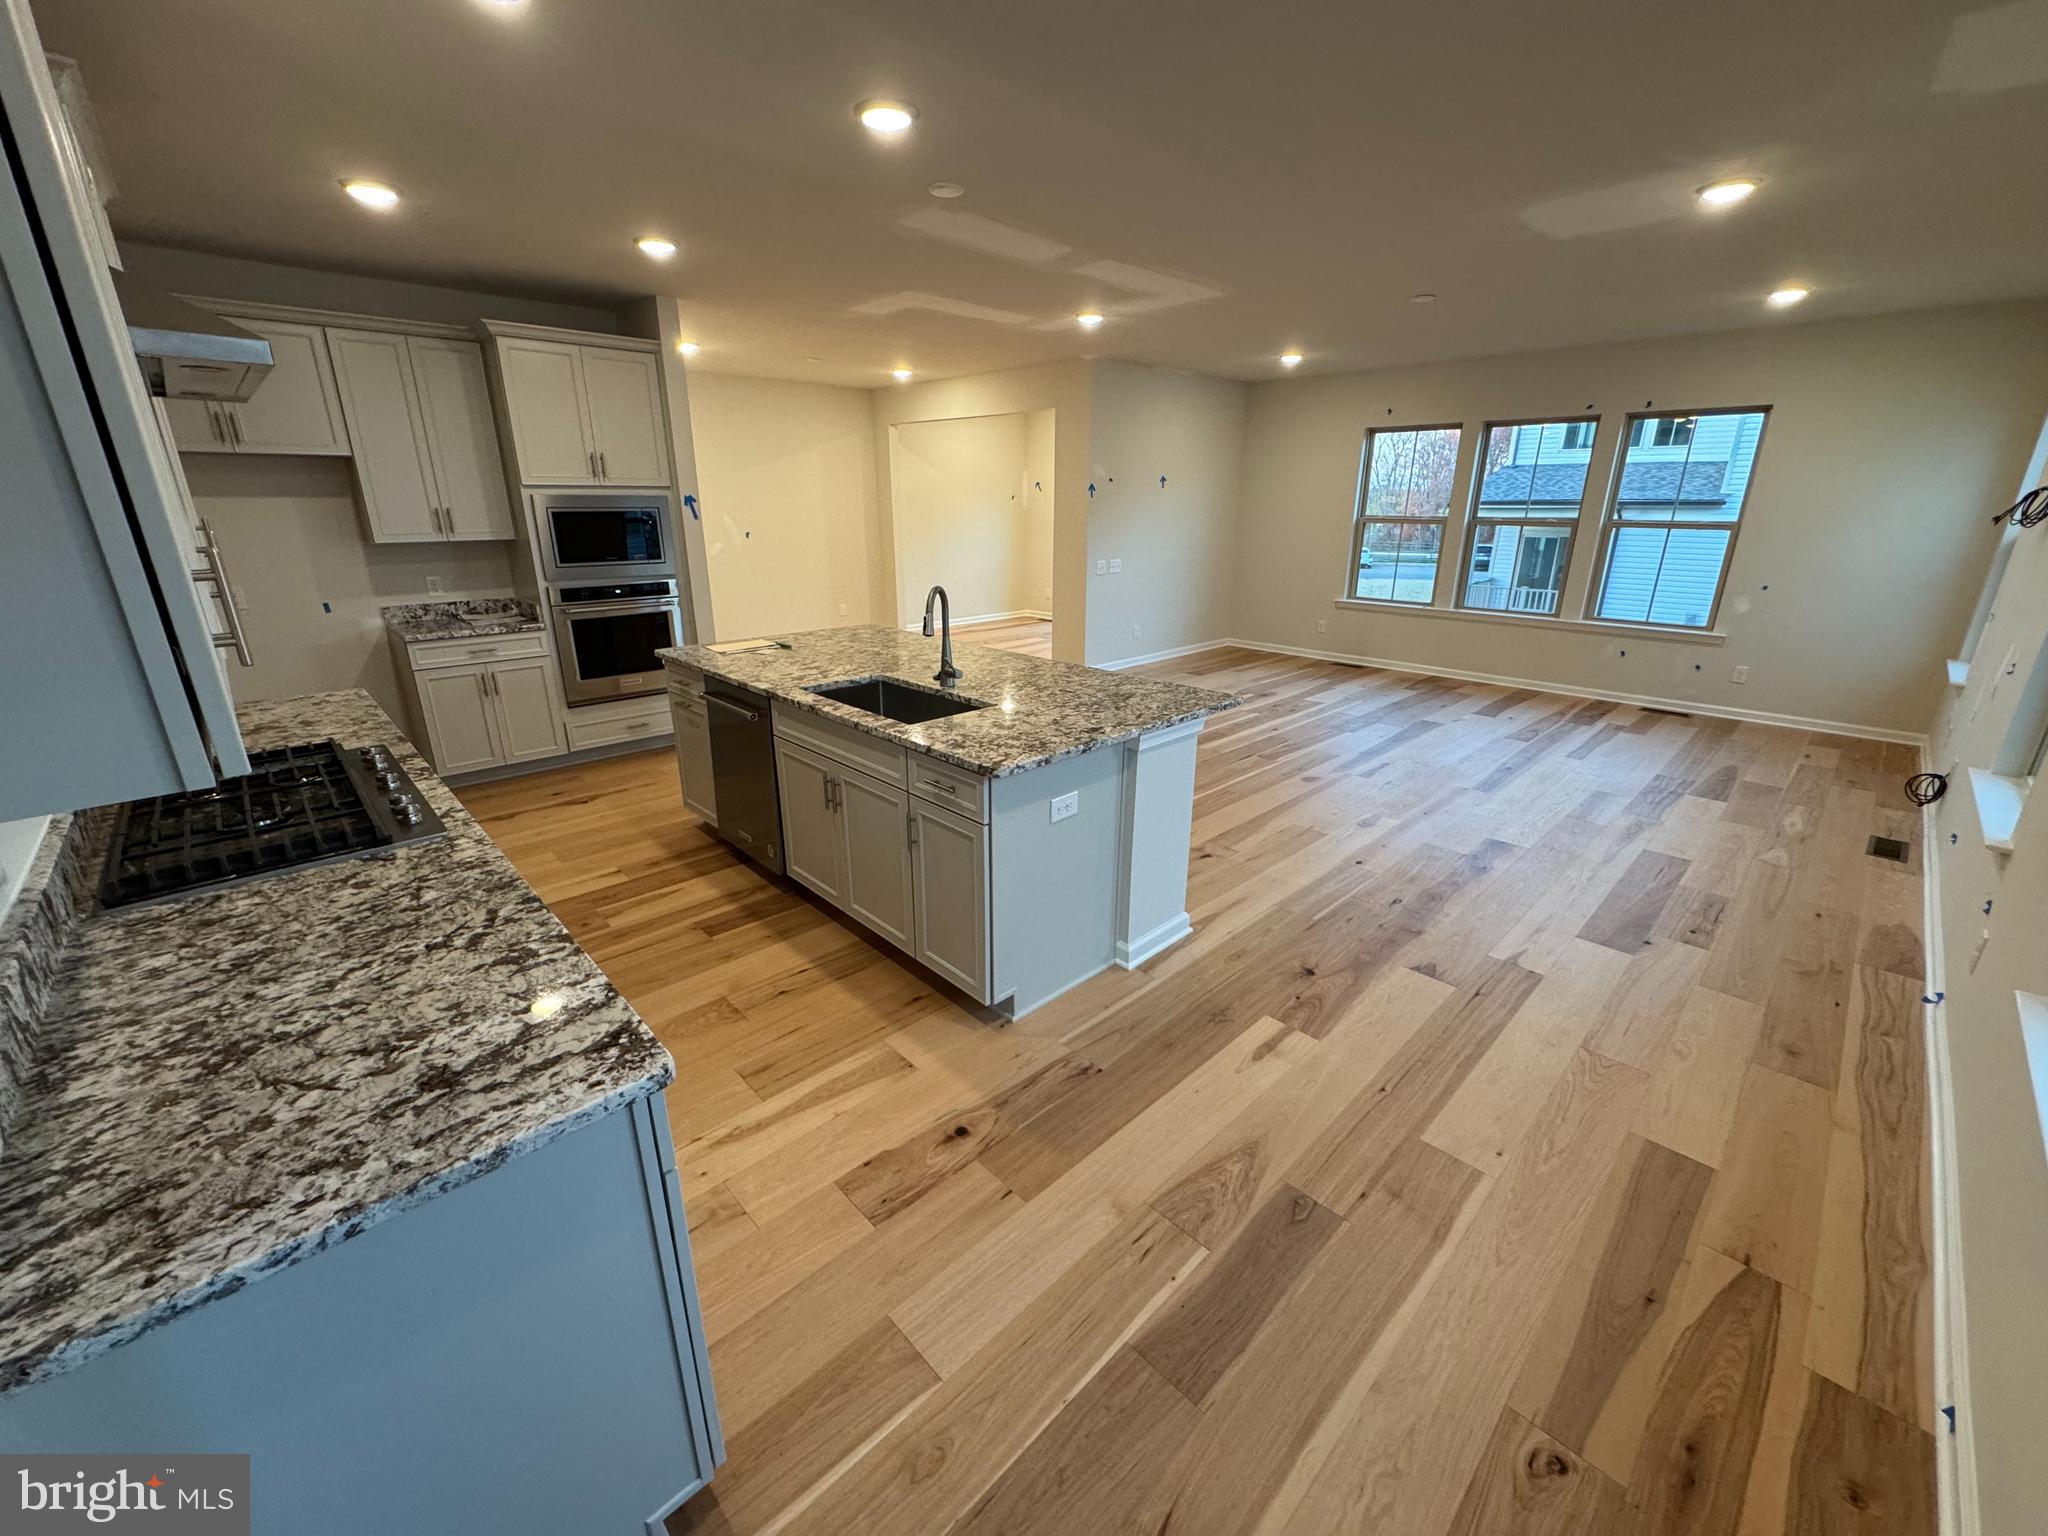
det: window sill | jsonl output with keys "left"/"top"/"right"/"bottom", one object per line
{"left": 1946, "top": 658, "right": 1970, "bottom": 689}
{"left": 2017, "top": 992, "right": 2048, "bottom": 1169}
{"left": 1966, "top": 766, "right": 2028, "bottom": 855}
{"left": 1330, "top": 597, "right": 1727, "bottom": 646}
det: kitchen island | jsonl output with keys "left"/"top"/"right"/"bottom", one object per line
{"left": 659, "top": 626, "right": 1237, "bottom": 1016}
{"left": 0, "top": 690, "right": 720, "bottom": 1535}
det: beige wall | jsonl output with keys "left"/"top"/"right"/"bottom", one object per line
{"left": 686, "top": 373, "right": 881, "bottom": 638}
{"left": 872, "top": 360, "right": 1091, "bottom": 661}
{"left": 1924, "top": 416, "right": 2048, "bottom": 1536}
{"left": 890, "top": 413, "right": 1042, "bottom": 624}
{"left": 187, "top": 456, "right": 517, "bottom": 725}
{"left": 1233, "top": 301, "right": 2048, "bottom": 736}
{"left": 1087, "top": 362, "right": 1245, "bottom": 666}
{"left": 1022, "top": 409, "right": 1056, "bottom": 616}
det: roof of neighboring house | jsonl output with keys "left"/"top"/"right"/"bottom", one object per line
{"left": 1479, "top": 459, "right": 1729, "bottom": 507}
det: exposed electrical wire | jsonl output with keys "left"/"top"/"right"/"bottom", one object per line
{"left": 1990, "top": 485, "right": 2047, "bottom": 529}
{"left": 1905, "top": 772, "right": 1947, "bottom": 807}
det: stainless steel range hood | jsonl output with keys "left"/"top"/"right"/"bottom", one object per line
{"left": 111, "top": 271, "right": 272, "bottom": 401}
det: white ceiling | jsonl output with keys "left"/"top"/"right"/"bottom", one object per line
{"left": 31, "top": 0, "right": 2048, "bottom": 386}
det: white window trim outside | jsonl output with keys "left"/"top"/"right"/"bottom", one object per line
{"left": 1331, "top": 594, "right": 1727, "bottom": 645}
{"left": 1455, "top": 417, "right": 1599, "bottom": 621}
{"left": 1343, "top": 422, "right": 1466, "bottom": 608}
{"left": 1584, "top": 405, "right": 1772, "bottom": 634}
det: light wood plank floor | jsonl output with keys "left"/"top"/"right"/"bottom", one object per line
{"left": 459, "top": 648, "right": 1935, "bottom": 1536}
{"left": 952, "top": 616, "right": 1052, "bottom": 656}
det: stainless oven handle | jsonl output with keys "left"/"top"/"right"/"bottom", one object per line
{"left": 558, "top": 599, "right": 681, "bottom": 619}
{"left": 704, "top": 694, "right": 759, "bottom": 723}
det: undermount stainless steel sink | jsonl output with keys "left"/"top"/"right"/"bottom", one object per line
{"left": 808, "top": 677, "right": 988, "bottom": 723}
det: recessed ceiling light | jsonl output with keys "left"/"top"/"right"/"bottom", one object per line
{"left": 927, "top": 181, "right": 966, "bottom": 199}
{"left": 341, "top": 179, "right": 400, "bottom": 210}
{"left": 1767, "top": 285, "right": 1811, "bottom": 308}
{"left": 1279, "top": 352, "right": 1304, "bottom": 368}
{"left": 891, "top": 368, "right": 914, "bottom": 382}
{"left": 857, "top": 100, "right": 917, "bottom": 135}
{"left": 479, "top": 0, "right": 527, "bottom": 9}
{"left": 1076, "top": 312, "right": 1105, "bottom": 329}
{"left": 676, "top": 340, "right": 699, "bottom": 356}
{"left": 1697, "top": 178, "right": 1759, "bottom": 208}
{"left": 636, "top": 236, "right": 678, "bottom": 260}
{"left": 1410, "top": 293, "right": 1436, "bottom": 306}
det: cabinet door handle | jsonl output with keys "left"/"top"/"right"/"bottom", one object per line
{"left": 598, "top": 450, "right": 608, "bottom": 480}
{"left": 908, "top": 813, "right": 919, "bottom": 848}
{"left": 588, "top": 449, "right": 598, "bottom": 479}
{"left": 227, "top": 409, "right": 243, "bottom": 446}
{"left": 920, "top": 777, "right": 958, "bottom": 796}
{"left": 207, "top": 406, "right": 224, "bottom": 444}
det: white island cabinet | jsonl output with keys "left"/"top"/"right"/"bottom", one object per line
{"left": 659, "top": 627, "right": 1233, "bottom": 1019}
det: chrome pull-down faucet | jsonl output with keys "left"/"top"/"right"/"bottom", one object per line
{"left": 922, "top": 585, "right": 961, "bottom": 688}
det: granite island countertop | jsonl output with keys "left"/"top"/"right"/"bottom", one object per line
{"left": 0, "top": 690, "right": 670, "bottom": 1393}
{"left": 383, "top": 598, "right": 544, "bottom": 643}
{"left": 660, "top": 626, "right": 1238, "bottom": 777}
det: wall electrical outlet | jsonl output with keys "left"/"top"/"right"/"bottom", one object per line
{"left": 1095, "top": 559, "right": 1107, "bottom": 575}
{"left": 1731, "top": 664, "right": 1749, "bottom": 684}
{"left": 1316, "top": 619, "right": 1328, "bottom": 633}
{"left": 1108, "top": 558, "right": 1123, "bottom": 573}
{"left": 1130, "top": 622, "right": 1140, "bottom": 639}
{"left": 1049, "top": 791, "right": 1078, "bottom": 824}
{"left": 425, "top": 576, "right": 445, "bottom": 596}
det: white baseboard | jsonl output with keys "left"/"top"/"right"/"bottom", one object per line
{"left": 1096, "top": 638, "right": 1235, "bottom": 671}
{"left": 1115, "top": 911, "right": 1191, "bottom": 969}
{"left": 1919, "top": 744, "right": 1977, "bottom": 1536}
{"left": 900, "top": 609, "right": 1050, "bottom": 631}
{"left": 1201, "top": 636, "right": 1926, "bottom": 747}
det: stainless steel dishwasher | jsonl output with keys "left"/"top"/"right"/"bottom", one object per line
{"left": 703, "top": 679, "right": 784, "bottom": 874}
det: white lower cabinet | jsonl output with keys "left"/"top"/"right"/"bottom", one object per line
{"left": 839, "top": 768, "right": 915, "bottom": 951}
{"left": 769, "top": 720, "right": 992, "bottom": 1002}
{"left": 669, "top": 688, "right": 718, "bottom": 824}
{"left": 417, "top": 665, "right": 502, "bottom": 776}
{"left": 776, "top": 741, "right": 845, "bottom": 905}
{"left": 397, "top": 633, "right": 567, "bottom": 777}
{"left": 909, "top": 798, "right": 991, "bottom": 998}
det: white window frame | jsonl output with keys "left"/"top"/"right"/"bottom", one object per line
{"left": 1344, "top": 422, "right": 1464, "bottom": 607}
{"left": 1456, "top": 417, "right": 1599, "bottom": 620}
{"left": 1586, "top": 405, "right": 1771, "bottom": 633}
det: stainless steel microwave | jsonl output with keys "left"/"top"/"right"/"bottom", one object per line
{"left": 535, "top": 492, "right": 676, "bottom": 586}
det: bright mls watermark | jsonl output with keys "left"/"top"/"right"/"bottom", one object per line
{"left": 4, "top": 1456, "right": 248, "bottom": 1532}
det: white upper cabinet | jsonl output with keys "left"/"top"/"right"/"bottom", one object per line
{"left": 498, "top": 337, "right": 597, "bottom": 484}
{"left": 327, "top": 329, "right": 439, "bottom": 541}
{"left": 581, "top": 348, "right": 669, "bottom": 486}
{"left": 328, "top": 329, "right": 513, "bottom": 543}
{"left": 229, "top": 319, "right": 349, "bottom": 453}
{"left": 410, "top": 338, "right": 514, "bottom": 539}
{"left": 490, "top": 330, "right": 671, "bottom": 488}
{"left": 168, "top": 317, "right": 350, "bottom": 456}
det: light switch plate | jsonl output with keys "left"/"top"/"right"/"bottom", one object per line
{"left": 426, "top": 576, "right": 445, "bottom": 596}
{"left": 1095, "top": 560, "right": 1107, "bottom": 575}
{"left": 1049, "top": 790, "right": 1078, "bottom": 824}
{"left": 1108, "top": 558, "right": 1123, "bottom": 573}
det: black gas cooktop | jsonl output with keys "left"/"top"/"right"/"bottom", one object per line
{"left": 99, "top": 740, "right": 446, "bottom": 910}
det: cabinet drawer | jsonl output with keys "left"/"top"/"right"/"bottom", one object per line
{"left": 908, "top": 756, "right": 990, "bottom": 822}
{"left": 410, "top": 631, "right": 548, "bottom": 669}
{"left": 566, "top": 697, "right": 671, "bottom": 752}
{"left": 771, "top": 701, "right": 907, "bottom": 787}
{"left": 666, "top": 663, "right": 705, "bottom": 698}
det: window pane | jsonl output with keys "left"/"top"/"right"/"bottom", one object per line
{"left": 1354, "top": 521, "right": 1401, "bottom": 599}
{"left": 1475, "top": 420, "right": 1592, "bottom": 519}
{"left": 1596, "top": 525, "right": 1734, "bottom": 628}
{"left": 1616, "top": 409, "right": 1766, "bottom": 523}
{"left": 1362, "top": 425, "right": 1461, "bottom": 522}
{"left": 1391, "top": 521, "right": 1443, "bottom": 602}
{"left": 1464, "top": 522, "right": 1571, "bottom": 614}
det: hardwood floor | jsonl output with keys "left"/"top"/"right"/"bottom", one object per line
{"left": 951, "top": 616, "right": 1052, "bottom": 656}
{"left": 458, "top": 647, "right": 1935, "bottom": 1536}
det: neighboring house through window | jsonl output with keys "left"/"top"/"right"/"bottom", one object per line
{"left": 1459, "top": 420, "right": 1595, "bottom": 617}
{"left": 1593, "top": 409, "right": 1769, "bottom": 629}
{"left": 1349, "top": 424, "right": 1463, "bottom": 604}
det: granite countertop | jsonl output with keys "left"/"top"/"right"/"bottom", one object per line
{"left": 383, "top": 598, "right": 544, "bottom": 643}
{"left": 0, "top": 690, "right": 670, "bottom": 1394}
{"left": 660, "top": 626, "right": 1237, "bottom": 777}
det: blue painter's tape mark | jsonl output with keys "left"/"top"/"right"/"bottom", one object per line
{"left": 1160, "top": 475, "right": 1167, "bottom": 488}
{"left": 683, "top": 493, "right": 700, "bottom": 520}
{"left": 321, "top": 602, "right": 332, "bottom": 613}
{"left": 1984, "top": 899, "right": 1994, "bottom": 916}
{"left": 1088, "top": 482, "right": 1096, "bottom": 499}
{"left": 1941, "top": 1404, "right": 1956, "bottom": 1433}
{"left": 1950, "top": 832, "right": 1959, "bottom": 845}
{"left": 1923, "top": 991, "right": 1945, "bottom": 1005}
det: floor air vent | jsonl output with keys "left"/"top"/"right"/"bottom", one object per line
{"left": 1867, "top": 835, "right": 1911, "bottom": 863}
